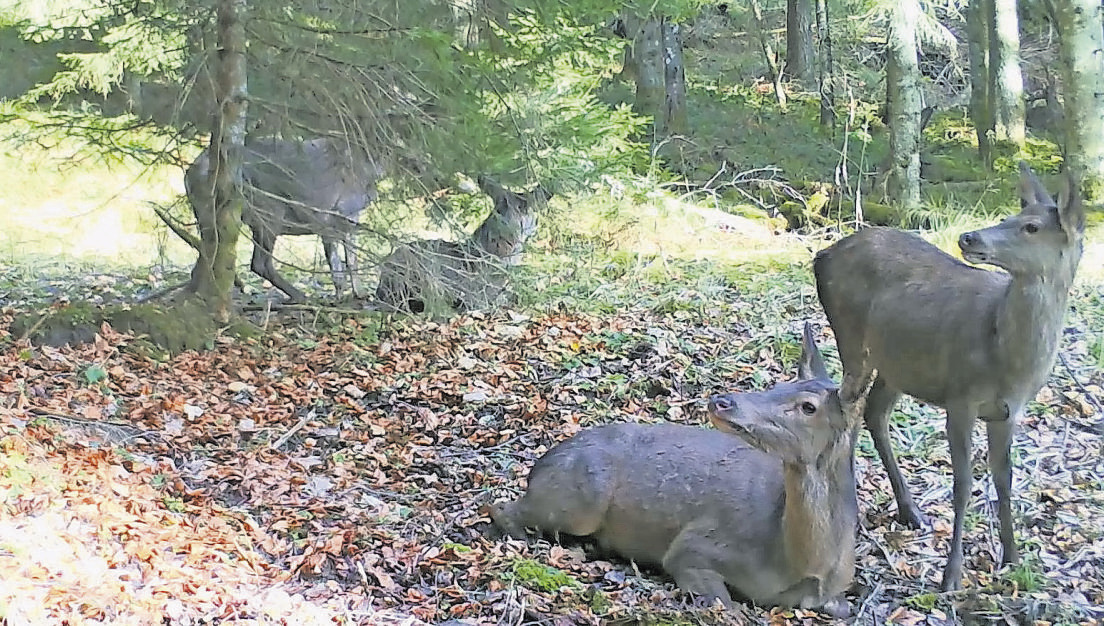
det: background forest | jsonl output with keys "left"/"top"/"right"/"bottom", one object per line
{"left": 1, "top": 0, "right": 1103, "bottom": 623}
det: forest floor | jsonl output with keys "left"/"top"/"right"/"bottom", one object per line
{"left": 1, "top": 235, "right": 1102, "bottom": 625}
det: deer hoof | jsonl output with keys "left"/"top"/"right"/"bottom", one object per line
{"left": 819, "top": 597, "right": 851, "bottom": 619}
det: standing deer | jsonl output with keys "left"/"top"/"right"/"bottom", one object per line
{"left": 814, "top": 163, "right": 1085, "bottom": 590}
{"left": 186, "top": 136, "right": 384, "bottom": 302}
{"left": 491, "top": 324, "right": 869, "bottom": 617}
{"left": 375, "top": 176, "right": 551, "bottom": 314}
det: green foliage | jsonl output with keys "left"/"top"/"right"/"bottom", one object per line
{"left": 8, "top": 0, "right": 190, "bottom": 102}
{"left": 507, "top": 558, "right": 579, "bottom": 592}
{"left": 1005, "top": 556, "right": 1045, "bottom": 592}
{"left": 905, "top": 592, "right": 939, "bottom": 611}
{"left": 82, "top": 364, "right": 108, "bottom": 385}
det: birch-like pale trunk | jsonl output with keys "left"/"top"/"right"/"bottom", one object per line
{"left": 1052, "top": 0, "right": 1104, "bottom": 204}
{"left": 886, "top": 0, "right": 921, "bottom": 208}
{"left": 989, "top": 0, "right": 1025, "bottom": 146}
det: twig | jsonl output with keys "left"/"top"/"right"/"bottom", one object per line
{"left": 271, "top": 409, "right": 315, "bottom": 450}
{"left": 134, "top": 280, "right": 190, "bottom": 304}
{"left": 27, "top": 409, "right": 163, "bottom": 441}
{"left": 853, "top": 580, "right": 883, "bottom": 625}
{"left": 16, "top": 309, "right": 53, "bottom": 343}
{"left": 150, "top": 200, "right": 202, "bottom": 251}
{"left": 241, "top": 301, "right": 372, "bottom": 315}
{"left": 1058, "top": 352, "right": 1104, "bottom": 416}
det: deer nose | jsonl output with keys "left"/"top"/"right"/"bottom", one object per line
{"left": 959, "top": 231, "right": 978, "bottom": 248}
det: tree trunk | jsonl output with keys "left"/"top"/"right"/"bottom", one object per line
{"left": 815, "top": 0, "right": 834, "bottom": 127}
{"left": 966, "top": 0, "right": 994, "bottom": 165}
{"left": 632, "top": 15, "right": 688, "bottom": 140}
{"left": 785, "top": 0, "right": 815, "bottom": 84}
{"left": 661, "top": 19, "right": 688, "bottom": 136}
{"left": 633, "top": 16, "right": 665, "bottom": 127}
{"left": 749, "top": 0, "right": 787, "bottom": 106}
{"left": 989, "top": 0, "right": 1025, "bottom": 146}
{"left": 190, "top": 0, "right": 249, "bottom": 323}
{"left": 886, "top": 0, "right": 922, "bottom": 208}
{"left": 1052, "top": 0, "right": 1104, "bottom": 204}
{"left": 615, "top": 13, "right": 642, "bottom": 83}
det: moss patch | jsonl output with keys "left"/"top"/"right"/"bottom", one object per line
{"left": 508, "top": 559, "right": 579, "bottom": 593}
{"left": 10, "top": 300, "right": 220, "bottom": 355}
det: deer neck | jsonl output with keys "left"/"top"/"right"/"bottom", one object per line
{"left": 996, "top": 258, "right": 1077, "bottom": 397}
{"left": 780, "top": 431, "right": 857, "bottom": 584}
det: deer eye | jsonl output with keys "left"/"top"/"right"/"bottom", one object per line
{"left": 1023, "top": 223, "right": 1039, "bottom": 234}
{"left": 800, "top": 401, "right": 817, "bottom": 415}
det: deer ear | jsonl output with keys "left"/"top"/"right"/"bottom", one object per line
{"left": 798, "top": 322, "right": 829, "bottom": 381}
{"left": 1057, "top": 172, "right": 1086, "bottom": 236}
{"left": 1018, "top": 161, "right": 1056, "bottom": 211}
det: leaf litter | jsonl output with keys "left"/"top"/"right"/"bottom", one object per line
{"left": 0, "top": 284, "right": 1102, "bottom": 625}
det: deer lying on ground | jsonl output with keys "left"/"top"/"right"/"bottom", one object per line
{"left": 491, "top": 324, "right": 869, "bottom": 616}
{"left": 375, "top": 176, "right": 551, "bottom": 314}
{"left": 814, "top": 163, "right": 1085, "bottom": 590}
{"left": 186, "top": 136, "right": 384, "bottom": 302}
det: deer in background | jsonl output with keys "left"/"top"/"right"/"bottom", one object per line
{"left": 814, "top": 163, "right": 1085, "bottom": 590}
{"left": 186, "top": 136, "right": 385, "bottom": 302}
{"left": 375, "top": 176, "right": 551, "bottom": 314}
{"left": 491, "top": 324, "right": 870, "bottom": 617}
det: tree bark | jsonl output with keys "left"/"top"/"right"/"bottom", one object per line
{"left": 886, "top": 0, "right": 922, "bottom": 208}
{"left": 631, "top": 15, "right": 688, "bottom": 138}
{"left": 661, "top": 19, "right": 688, "bottom": 135}
{"left": 966, "top": 0, "right": 994, "bottom": 165}
{"left": 815, "top": 0, "right": 834, "bottom": 127}
{"left": 633, "top": 16, "right": 665, "bottom": 126}
{"left": 1052, "top": 0, "right": 1104, "bottom": 204}
{"left": 989, "top": 0, "right": 1025, "bottom": 145}
{"left": 785, "top": 0, "right": 815, "bottom": 84}
{"left": 190, "top": 0, "right": 248, "bottom": 323}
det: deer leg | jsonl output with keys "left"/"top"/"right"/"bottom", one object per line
{"left": 322, "top": 237, "right": 346, "bottom": 299}
{"left": 662, "top": 525, "right": 735, "bottom": 608}
{"left": 941, "top": 405, "right": 977, "bottom": 591}
{"left": 251, "top": 229, "right": 306, "bottom": 302}
{"left": 864, "top": 376, "right": 928, "bottom": 529}
{"left": 986, "top": 415, "right": 1020, "bottom": 567}
{"left": 343, "top": 235, "right": 362, "bottom": 298}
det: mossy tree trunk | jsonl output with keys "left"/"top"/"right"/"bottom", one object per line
{"left": 1052, "top": 0, "right": 1104, "bottom": 205}
{"left": 966, "top": 0, "right": 994, "bottom": 165}
{"left": 785, "top": 0, "right": 814, "bottom": 84}
{"left": 886, "top": 0, "right": 921, "bottom": 209}
{"left": 190, "top": 0, "right": 248, "bottom": 323}
{"left": 989, "top": 0, "right": 1025, "bottom": 146}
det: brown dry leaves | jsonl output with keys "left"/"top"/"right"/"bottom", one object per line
{"left": 1, "top": 304, "right": 1102, "bottom": 625}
